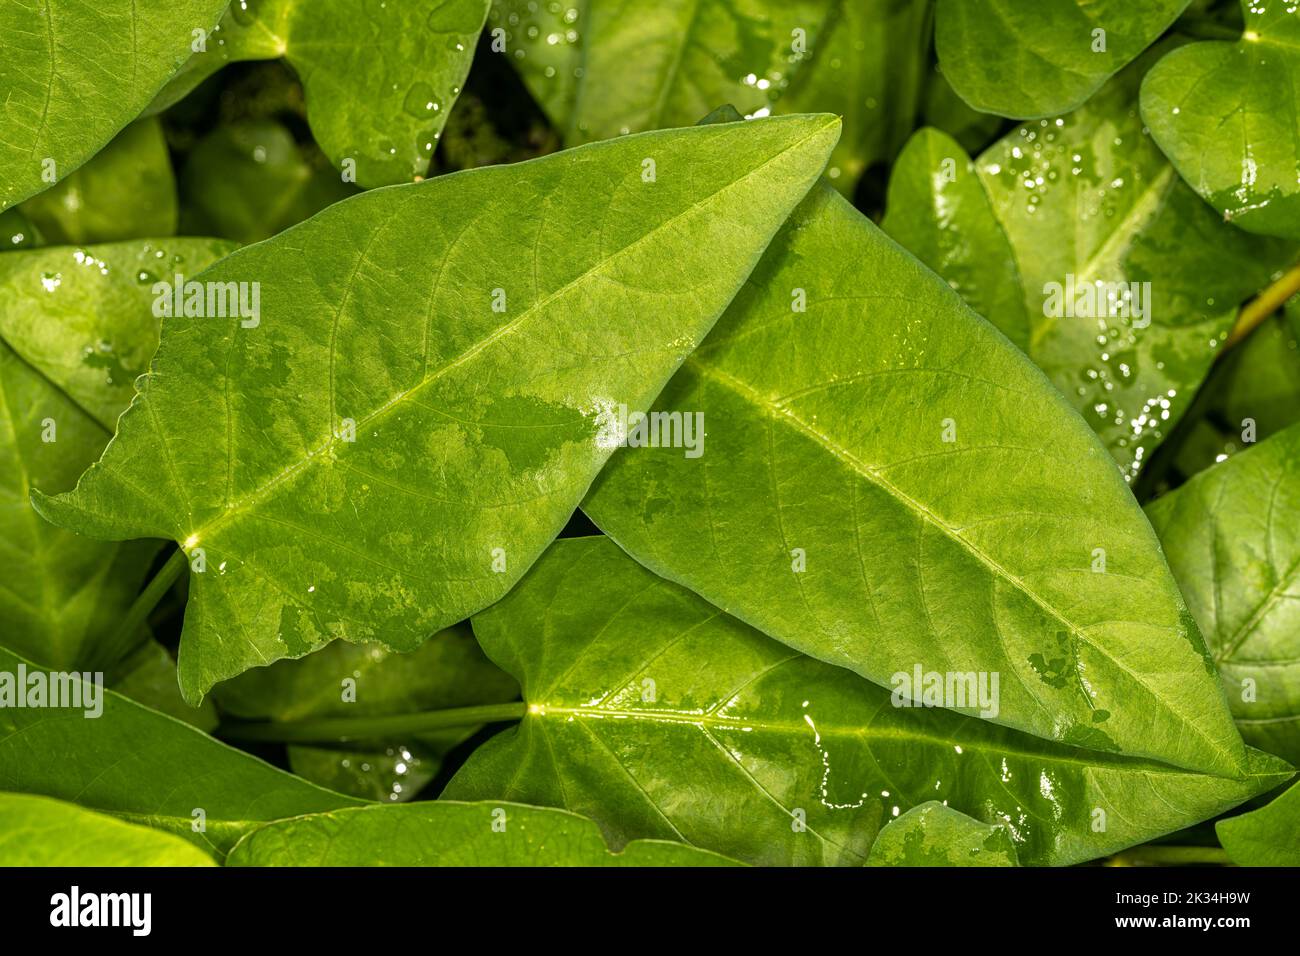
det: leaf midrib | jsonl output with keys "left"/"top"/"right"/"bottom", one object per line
{"left": 181, "top": 119, "right": 835, "bottom": 544}
{"left": 679, "top": 353, "right": 1236, "bottom": 772}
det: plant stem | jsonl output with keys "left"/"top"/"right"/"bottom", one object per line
{"left": 1106, "top": 846, "right": 1232, "bottom": 867}
{"left": 1222, "top": 260, "right": 1300, "bottom": 354}
{"left": 91, "top": 547, "right": 188, "bottom": 671}
{"left": 217, "top": 702, "right": 529, "bottom": 743}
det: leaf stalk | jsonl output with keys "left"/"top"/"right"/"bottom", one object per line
{"left": 216, "top": 702, "right": 528, "bottom": 743}
{"left": 91, "top": 547, "right": 188, "bottom": 671}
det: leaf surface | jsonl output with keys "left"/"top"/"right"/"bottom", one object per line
{"left": 150, "top": 0, "right": 490, "bottom": 187}
{"left": 1147, "top": 423, "right": 1300, "bottom": 764}
{"left": 226, "top": 800, "right": 740, "bottom": 866}
{"left": 935, "top": 0, "right": 1191, "bottom": 118}
{"left": 866, "top": 801, "right": 1019, "bottom": 867}
{"left": 583, "top": 182, "right": 1247, "bottom": 776}
{"left": 34, "top": 115, "right": 840, "bottom": 703}
{"left": 446, "top": 537, "right": 1290, "bottom": 866}
{"left": 1142, "top": 2, "right": 1300, "bottom": 240}
{"left": 0, "top": 792, "right": 215, "bottom": 866}
{"left": 0, "top": 0, "right": 230, "bottom": 211}
{"left": 1216, "top": 779, "right": 1300, "bottom": 865}
{"left": 0, "top": 646, "right": 362, "bottom": 859}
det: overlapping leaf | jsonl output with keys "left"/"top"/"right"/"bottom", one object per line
{"left": 448, "top": 537, "right": 1290, "bottom": 865}
{"left": 0, "top": 646, "right": 362, "bottom": 859}
{"left": 148, "top": 0, "right": 490, "bottom": 187}
{"left": 0, "top": 0, "right": 230, "bottom": 211}
{"left": 583, "top": 180, "right": 1248, "bottom": 775}
{"left": 1147, "top": 423, "right": 1300, "bottom": 764}
{"left": 1216, "top": 779, "right": 1300, "bottom": 865}
{"left": 33, "top": 115, "right": 840, "bottom": 704}
{"left": 866, "top": 802, "right": 1019, "bottom": 867}
{"left": 0, "top": 792, "right": 216, "bottom": 866}
{"left": 935, "top": 0, "right": 1191, "bottom": 118}
{"left": 1142, "top": 2, "right": 1300, "bottom": 240}
{"left": 226, "top": 800, "right": 740, "bottom": 866}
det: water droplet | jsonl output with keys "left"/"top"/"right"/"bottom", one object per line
{"left": 402, "top": 82, "right": 441, "bottom": 119}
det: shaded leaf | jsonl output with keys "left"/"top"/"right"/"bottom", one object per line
{"left": 0, "top": 0, "right": 230, "bottom": 211}
{"left": 17, "top": 119, "right": 178, "bottom": 245}
{"left": 446, "top": 537, "right": 1290, "bottom": 866}
{"left": 583, "top": 182, "right": 1247, "bottom": 776}
{"left": 214, "top": 623, "right": 517, "bottom": 800}
{"left": 866, "top": 801, "right": 1019, "bottom": 866}
{"left": 935, "top": 0, "right": 1190, "bottom": 119}
{"left": 920, "top": 65, "right": 1005, "bottom": 156}
{"left": 227, "top": 800, "right": 741, "bottom": 866}
{"left": 1142, "top": 2, "right": 1300, "bottom": 240}
{"left": 150, "top": 0, "right": 490, "bottom": 187}
{"left": 0, "top": 792, "right": 216, "bottom": 866}
{"left": 0, "top": 646, "right": 362, "bottom": 860}
{"left": 1216, "top": 779, "right": 1300, "bottom": 865}
{"left": 1147, "top": 423, "right": 1300, "bottom": 764}
{"left": 33, "top": 115, "right": 841, "bottom": 704}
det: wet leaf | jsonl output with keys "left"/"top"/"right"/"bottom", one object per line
{"left": 214, "top": 624, "right": 518, "bottom": 800}
{"left": 33, "top": 115, "right": 841, "bottom": 704}
{"left": 446, "top": 537, "right": 1290, "bottom": 866}
{"left": 882, "top": 62, "right": 1296, "bottom": 477}
{"left": 866, "top": 802, "right": 1019, "bottom": 866}
{"left": 150, "top": 0, "right": 490, "bottom": 187}
{"left": 0, "top": 646, "right": 362, "bottom": 860}
{"left": 0, "top": 792, "right": 216, "bottom": 866}
{"left": 1142, "top": 2, "right": 1300, "bottom": 240}
{"left": 0, "top": 0, "right": 230, "bottom": 211}
{"left": 1216, "top": 779, "right": 1300, "bottom": 865}
{"left": 226, "top": 800, "right": 741, "bottom": 866}
{"left": 584, "top": 182, "right": 1248, "bottom": 776}
{"left": 17, "top": 119, "right": 178, "bottom": 245}
{"left": 1147, "top": 423, "right": 1300, "bottom": 765}
{"left": 935, "top": 0, "right": 1191, "bottom": 118}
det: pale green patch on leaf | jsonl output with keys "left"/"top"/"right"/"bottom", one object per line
{"left": 33, "top": 115, "right": 840, "bottom": 704}
{"left": 935, "top": 0, "right": 1191, "bottom": 119}
{"left": 0, "top": 646, "right": 362, "bottom": 860}
{"left": 215, "top": 624, "right": 517, "bottom": 800}
{"left": 447, "top": 538, "right": 1290, "bottom": 866}
{"left": 583, "top": 181, "right": 1248, "bottom": 776}
{"left": 866, "top": 801, "right": 1019, "bottom": 867}
{"left": 1147, "top": 423, "right": 1300, "bottom": 765}
{"left": 0, "top": 0, "right": 230, "bottom": 212}
{"left": 0, "top": 792, "right": 216, "bottom": 866}
{"left": 1142, "top": 2, "right": 1300, "bottom": 240}
{"left": 226, "top": 800, "right": 741, "bottom": 866}
{"left": 16, "top": 119, "right": 178, "bottom": 245}
{"left": 1216, "top": 779, "right": 1300, "bottom": 865}
{"left": 149, "top": 0, "right": 490, "bottom": 187}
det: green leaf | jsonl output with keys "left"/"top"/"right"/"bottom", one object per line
{"left": 920, "top": 66, "right": 1006, "bottom": 157}
{"left": 776, "top": 0, "right": 932, "bottom": 194}
{"left": 446, "top": 537, "right": 1291, "bottom": 866}
{"left": 226, "top": 800, "right": 741, "bottom": 865}
{"left": 0, "top": 645, "right": 362, "bottom": 859}
{"left": 1146, "top": 423, "right": 1300, "bottom": 765}
{"left": 0, "top": 209, "right": 41, "bottom": 250}
{"left": 866, "top": 801, "right": 1019, "bottom": 866}
{"left": 1142, "top": 3, "right": 1300, "bottom": 240}
{"left": 179, "top": 119, "right": 358, "bottom": 244}
{"left": 0, "top": 0, "right": 230, "bottom": 212}
{"left": 0, "top": 792, "right": 216, "bottom": 866}
{"left": 16, "top": 119, "right": 178, "bottom": 245}
{"left": 583, "top": 181, "right": 1249, "bottom": 776}
{"left": 33, "top": 115, "right": 841, "bottom": 704}
{"left": 881, "top": 128, "right": 1030, "bottom": 350}
{"left": 1216, "top": 779, "right": 1300, "bottom": 865}
{"left": 883, "top": 63, "right": 1296, "bottom": 478}
{"left": 149, "top": 0, "right": 490, "bottom": 188}
{"left": 934, "top": 0, "right": 1191, "bottom": 119}
{"left": 215, "top": 623, "right": 518, "bottom": 800}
